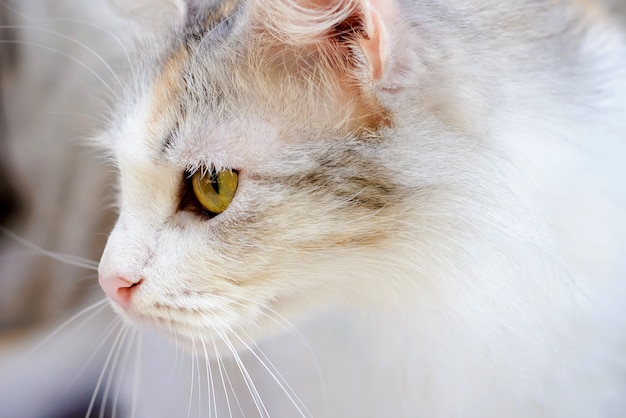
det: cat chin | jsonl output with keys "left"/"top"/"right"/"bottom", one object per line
{"left": 106, "top": 296, "right": 288, "bottom": 356}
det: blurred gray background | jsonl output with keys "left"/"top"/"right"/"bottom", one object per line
{"left": 0, "top": 1, "right": 130, "bottom": 416}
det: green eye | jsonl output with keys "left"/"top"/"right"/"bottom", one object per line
{"left": 191, "top": 167, "right": 238, "bottom": 215}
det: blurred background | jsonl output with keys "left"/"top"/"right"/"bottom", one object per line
{"left": 0, "top": 1, "right": 131, "bottom": 416}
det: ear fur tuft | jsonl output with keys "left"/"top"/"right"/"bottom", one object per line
{"left": 253, "top": 0, "right": 394, "bottom": 80}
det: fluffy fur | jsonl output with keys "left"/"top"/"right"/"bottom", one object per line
{"left": 93, "top": 0, "right": 626, "bottom": 416}
{"left": 2, "top": 0, "right": 625, "bottom": 417}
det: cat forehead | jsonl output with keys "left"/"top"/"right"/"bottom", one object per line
{"left": 110, "top": 0, "right": 385, "bottom": 169}
{"left": 115, "top": 74, "right": 282, "bottom": 171}
{"left": 114, "top": 12, "right": 284, "bottom": 169}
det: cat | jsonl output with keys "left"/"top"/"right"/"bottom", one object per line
{"left": 94, "top": 0, "right": 626, "bottom": 416}
{"left": 2, "top": 0, "right": 626, "bottom": 417}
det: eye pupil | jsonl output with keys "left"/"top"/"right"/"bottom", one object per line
{"left": 209, "top": 168, "right": 219, "bottom": 194}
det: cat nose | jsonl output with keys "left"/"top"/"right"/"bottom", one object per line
{"left": 99, "top": 275, "right": 141, "bottom": 308}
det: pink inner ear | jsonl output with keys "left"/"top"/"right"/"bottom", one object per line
{"left": 358, "top": 6, "right": 387, "bottom": 80}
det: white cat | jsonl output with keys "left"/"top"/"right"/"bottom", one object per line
{"left": 2, "top": 0, "right": 626, "bottom": 417}
{"left": 94, "top": 0, "right": 626, "bottom": 416}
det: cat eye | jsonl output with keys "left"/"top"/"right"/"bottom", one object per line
{"left": 190, "top": 167, "right": 238, "bottom": 216}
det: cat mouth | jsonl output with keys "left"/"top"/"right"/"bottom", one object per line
{"left": 107, "top": 289, "right": 276, "bottom": 354}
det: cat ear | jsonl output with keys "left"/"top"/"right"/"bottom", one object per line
{"left": 258, "top": 0, "right": 396, "bottom": 81}
{"left": 354, "top": 0, "right": 389, "bottom": 80}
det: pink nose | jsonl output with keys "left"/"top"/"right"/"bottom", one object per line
{"left": 99, "top": 275, "right": 141, "bottom": 308}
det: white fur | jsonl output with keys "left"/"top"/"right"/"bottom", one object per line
{"left": 5, "top": 0, "right": 625, "bottom": 417}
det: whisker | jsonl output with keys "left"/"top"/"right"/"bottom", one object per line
{"left": 193, "top": 334, "right": 202, "bottom": 418}
{"left": 237, "top": 326, "right": 311, "bottom": 418}
{"left": 188, "top": 333, "right": 196, "bottom": 418}
{"left": 131, "top": 332, "right": 144, "bottom": 418}
{"left": 200, "top": 339, "right": 218, "bottom": 418}
{"left": 0, "top": 227, "right": 99, "bottom": 270}
{"left": 170, "top": 332, "right": 184, "bottom": 385}
{"left": 0, "top": 248, "right": 99, "bottom": 271}
{"left": 61, "top": 316, "right": 124, "bottom": 396}
{"left": 39, "top": 111, "right": 109, "bottom": 125}
{"left": 112, "top": 329, "right": 137, "bottom": 418}
{"left": 214, "top": 317, "right": 308, "bottom": 418}
{"left": 27, "top": 299, "right": 109, "bottom": 355}
{"left": 205, "top": 292, "right": 310, "bottom": 347}
{"left": 212, "top": 338, "right": 238, "bottom": 418}
{"left": 218, "top": 331, "right": 269, "bottom": 418}
{"left": 100, "top": 326, "right": 131, "bottom": 418}
{"left": 0, "top": 40, "right": 117, "bottom": 96}
{"left": 86, "top": 324, "right": 128, "bottom": 418}
{"left": 55, "top": 18, "right": 136, "bottom": 79}
{"left": 0, "top": 0, "right": 136, "bottom": 77}
{"left": 78, "top": 274, "right": 99, "bottom": 283}
{"left": 0, "top": 25, "right": 126, "bottom": 88}
{"left": 208, "top": 292, "right": 325, "bottom": 393}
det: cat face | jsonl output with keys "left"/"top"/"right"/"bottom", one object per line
{"left": 98, "top": 0, "right": 413, "bottom": 350}
{"left": 98, "top": 0, "right": 607, "bottom": 352}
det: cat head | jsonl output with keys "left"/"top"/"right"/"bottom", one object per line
{"left": 97, "top": 0, "right": 435, "bottom": 350}
{"left": 99, "top": 0, "right": 526, "bottom": 351}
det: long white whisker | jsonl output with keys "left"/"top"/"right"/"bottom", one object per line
{"left": 55, "top": 18, "right": 136, "bottom": 79}
{"left": 0, "top": 227, "right": 100, "bottom": 270}
{"left": 215, "top": 317, "right": 308, "bottom": 417}
{"left": 86, "top": 323, "right": 128, "bottom": 418}
{"left": 27, "top": 299, "right": 109, "bottom": 355}
{"left": 100, "top": 326, "right": 130, "bottom": 418}
{"left": 61, "top": 316, "right": 124, "bottom": 396}
{"left": 194, "top": 334, "right": 202, "bottom": 418}
{"left": 205, "top": 292, "right": 310, "bottom": 347}
{"left": 0, "top": 253, "right": 100, "bottom": 276}
{"left": 0, "top": 40, "right": 117, "bottom": 96}
{"left": 78, "top": 274, "right": 99, "bottom": 283}
{"left": 0, "top": 25, "right": 126, "bottom": 88}
{"left": 212, "top": 338, "right": 237, "bottom": 418}
{"left": 218, "top": 331, "right": 269, "bottom": 418}
{"left": 0, "top": 0, "right": 135, "bottom": 77}
{"left": 208, "top": 293, "right": 325, "bottom": 397}
{"left": 188, "top": 334, "right": 196, "bottom": 418}
{"left": 112, "top": 329, "right": 137, "bottom": 418}
{"left": 39, "top": 111, "right": 109, "bottom": 125}
{"left": 237, "top": 327, "right": 311, "bottom": 417}
{"left": 170, "top": 332, "right": 184, "bottom": 385}
{"left": 131, "top": 332, "right": 144, "bottom": 418}
{"left": 200, "top": 339, "right": 217, "bottom": 418}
